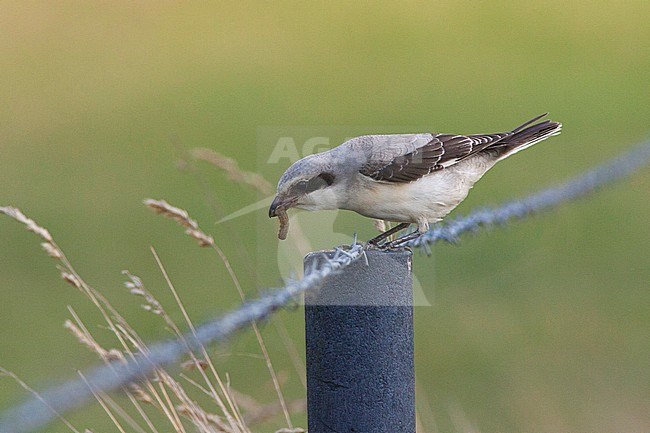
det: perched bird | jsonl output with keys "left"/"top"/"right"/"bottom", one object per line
{"left": 269, "top": 113, "right": 561, "bottom": 243}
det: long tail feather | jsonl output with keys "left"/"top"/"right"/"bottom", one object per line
{"left": 494, "top": 114, "right": 562, "bottom": 159}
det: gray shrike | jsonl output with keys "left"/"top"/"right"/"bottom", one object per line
{"left": 269, "top": 113, "right": 561, "bottom": 244}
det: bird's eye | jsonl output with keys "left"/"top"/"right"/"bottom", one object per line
{"left": 295, "top": 180, "right": 309, "bottom": 192}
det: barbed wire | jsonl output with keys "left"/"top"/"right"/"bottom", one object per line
{"left": 0, "top": 243, "right": 364, "bottom": 433}
{"left": 409, "top": 139, "right": 650, "bottom": 250}
{"left": 1, "top": 140, "right": 649, "bottom": 433}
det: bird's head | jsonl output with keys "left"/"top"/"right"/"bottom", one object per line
{"left": 269, "top": 154, "right": 340, "bottom": 218}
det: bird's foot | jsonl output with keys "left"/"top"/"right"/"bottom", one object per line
{"left": 382, "top": 230, "right": 422, "bottom": 249}
{"left": 364, "top": 240, "right": 396, "bottom": 250}
{"left": 366, "top": 222, "right": 410, "bottom": 246}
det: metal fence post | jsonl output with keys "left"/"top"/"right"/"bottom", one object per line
{"left": 304, "top": 248, "right": 415, "bottom": 433}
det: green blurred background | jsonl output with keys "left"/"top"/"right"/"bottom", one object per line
{"left": 1, "top": 1, "right": 649, "bottom": 432}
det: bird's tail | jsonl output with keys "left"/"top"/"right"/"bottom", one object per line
{"left": 495, "top": 113, "right": 562, "bottom": 159}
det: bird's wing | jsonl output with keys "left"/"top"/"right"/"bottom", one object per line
{"left": 359, "top": 132, "right": 509, "bottom": 183}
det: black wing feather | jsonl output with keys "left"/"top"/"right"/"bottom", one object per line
{"left": 361, "top": 133, "right": 506, "bottom": 183}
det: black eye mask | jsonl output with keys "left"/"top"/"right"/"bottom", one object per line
{"left": 293, "top": 172, "right": 335, "bottom": 195}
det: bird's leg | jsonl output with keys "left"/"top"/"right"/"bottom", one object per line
{"left": 384, "top": 218, "right": 429, "bottom": 248}
{"left": 385, "top": 230, "right": 422, "bottom": 248}
{"left": 367, "top": 222, "right": 410, "bottom": 245}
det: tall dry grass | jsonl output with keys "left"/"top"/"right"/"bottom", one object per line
{"left": 0, "top": 154, "right": 307, "bottom": 433}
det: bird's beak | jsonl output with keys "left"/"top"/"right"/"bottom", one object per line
{"left": 268, "top": 195, "right": 297, "bottom": 218}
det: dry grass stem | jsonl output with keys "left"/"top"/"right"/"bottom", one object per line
{"left": 187, "top": 232, "right": 294, "bottom": 428}
{"left": 60, "top": 270, "right": 82, "bottom": 289}
{"left": 188, "top": 148, "right": 274, "bottom": 195}
{"left": 64, "top": 319, "right": 110, "bottom": 360}
{"left": 144, "top": 199, "right": 214, "bottom": 247}
{"left": 0, "top": 367, "right": 80, "bottom": 433}
{"left": 128, "top": 383, "right": 154, "bottom": 404}
{"left": 1, "top": 206, "right": 244, "bottom": 432}
{"left": 176, "top": 403, "right": 232, "bottom": 432}
{"left": 188, "top": 149, "right": 310, "bottom": 416}
{"left": 41, "top": 241, "right": 62, "bottom": 258}
{"left": 79, "top": 373, "right": 129, "bottom": 433}
{"left": 149, "top": 248, "right": 249, "bottom": 432}
{"left": 0, "top": 206, "right": 53, "bottom": 242}
{"left": 2, "top": 204, "right": 304, "bottom": 433}
{"left": 95, "top": 390, "right": 150, "bottom": 433}
{"left": 1, "top": 206, "right": 137, "bottom": 361}
{"left": 373, "top": 219, "right": 386, "bottom": 233}
{"left": 272, "top": 320, "right": 306, "bottom": 389}
{"left": 0, "top": 206, "right": 65, "bottom": 263}
{"left": 124, "top": 271, "right": 165, "bottom": 316}
{"left": 181, "top": 359, "right": 209, "bottom": 371}
{"left": 231, "top": 388, "right": 305, "bottom": 426}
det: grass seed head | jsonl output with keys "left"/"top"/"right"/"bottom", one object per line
{"left": 144, "top": 199, "right": 214, "bottom": 247}
{"left": 189, "top": 148, "right": 274, "bottom": 195}
{"left": 0, "top": 206, "right": 53, "bottom": 242}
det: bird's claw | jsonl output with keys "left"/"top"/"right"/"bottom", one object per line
{"left": 364, "top": 232, "right": 420, "bottom": 251}
{"left": 379, "top": 231, "right": 423, "bottom": 250}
